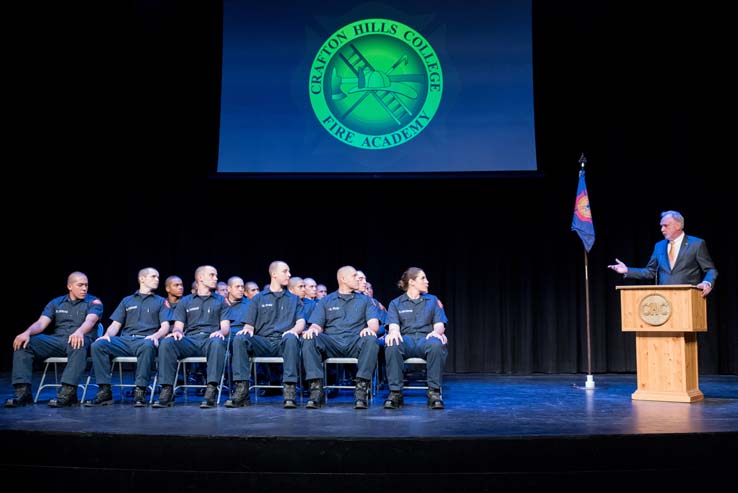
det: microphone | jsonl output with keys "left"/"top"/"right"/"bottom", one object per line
{"left": 655, "top": 247, "right": 660, "bottom": 285}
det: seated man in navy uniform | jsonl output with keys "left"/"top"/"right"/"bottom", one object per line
{"left": 84, "top": 267, "right": 171, "bottom": 407}
{"left": 316, "top": 284, "right": 328, "bottom": 299}
{"left": 303, "top": 277, "right": 318, "bottom": 303}
{"left": 224, "top": 276, "right": 251, "bottom": 333}
{"left": 302, "top": 265, "right": 380, "bottom": 409}
{"left": 364, "top": 278, "right": 388, "bottom": 386}
{"left": 6, "top": 271, "right": 104, "bottom": 407}
{"left": 164, "top": 275, "right": 185, "bottom": 317}
{"left": 226, "top": 261, "right": 304, "bottom": 409}
{"left": 152, "top": 265, "right": 230, "bottom": 408}
{"left": 244, "top": 281, "right": 260, "bottom": 300}
{"left": 222, "top": 276, "right": 250, "bottom": 387}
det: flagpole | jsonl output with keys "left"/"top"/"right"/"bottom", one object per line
{"left": 584, "top": 248, "right": 595, "bottom": 389}
{"left": 580, "top": 153, "right": 595, "bottom": 390}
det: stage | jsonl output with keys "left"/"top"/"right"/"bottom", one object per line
{"left": 2, "top": 373, "right": 737, "bottom": 491}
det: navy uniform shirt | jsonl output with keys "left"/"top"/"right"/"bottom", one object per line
{"left": 386, "top": 293, "right": 448, "bottom": 336}
{"left": 226, "top": 297, "right": 251, "bottom": 332}
{"left": 243, "top": 288, "right": 304, "bottom": 339}
{"left": 163, "top": 299, "right": 180, "bottom": 323}
{"left": 41, "top": 294, "right": 104, "bottom": 337}
{"left": 109, "top": 291, "right": 169, "bottom": 336}
{"left": 372, "top": 297, "right": 387, "bottom": 325}
{"left": 371, "top": 297, "right": 387, "bottom": 336}
{"left": 309, "top": 291, "right": 379, "bottom": 339}
{"left": 301, "top": 297, "right": 316, "bottom": 324}
{"left": 173, "top": 292, "right": 229, "bottom": 336}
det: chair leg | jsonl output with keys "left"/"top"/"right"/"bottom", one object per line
{"left": 80, "top": 374, "right": 92, "bottom": 402}
{"left": 216, "top": 370, "right": 225, "bottom": 405}
{"left": 34, "top": 362, "right": 52, "bottom": 403}
{"left": 175, "top": 361, "right": 187, "bottom": 402}
{"left": 118, "top": 361, "right": 125, "bottom": 402}
{"left": 149, "top": 375, "right": 158, "bottom": 404}
{"left": 251, "top": 360, "right": 258, "bottom": 403}
{"left": 298, "top": 360, "right": 303, "bottom": 405}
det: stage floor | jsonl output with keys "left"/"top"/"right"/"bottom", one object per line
{"left": 2, "top": 372, "right": 737, "bottom": 491}
{"left": 2, "top": 372, "right": 737, "bottom": 437}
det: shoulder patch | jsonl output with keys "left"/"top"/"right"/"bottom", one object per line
{"left": 164, "top": 300, "right": 171, "bottom": 309}
{"left": 92, "top": 299, "right": 102, "bottom": 305}
{"left": 436, "top": 299, "right": 443, "bottom": 309}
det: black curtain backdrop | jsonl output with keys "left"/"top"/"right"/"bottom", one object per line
{"left": 5, "top": 2, "right": 735, "bottom": 375}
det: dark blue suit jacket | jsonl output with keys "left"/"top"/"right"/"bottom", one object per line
{"left": 625, "top": 235, "right": 718, "bottom": 286}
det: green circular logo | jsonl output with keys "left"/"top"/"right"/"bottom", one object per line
{"left": 309, "top": 19, "right": 443, "bottom": 149}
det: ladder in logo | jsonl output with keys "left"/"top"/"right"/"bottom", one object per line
{"left": 339, "top": 44, "right": 412, "bottom": 126}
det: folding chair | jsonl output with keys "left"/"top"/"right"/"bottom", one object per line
{"left": 249, "top": 356, "right": 302, "bottom": 403}
{"left": 34, "top": 323, "right": 103, "bottom": 403}
{"left": 403, "top": 357, "right": 442, "bottom": 395}
{"left": 323, "top": 357, "right": 377, "bottom": 403}
{"left": 174, "top": 356, "right": 227, "bottom": 404}
{"left": 110, "top": 356, "right": 159, "bottom": 404}
{"left": 34, "top": 357, "right": 94, "bottom": 403}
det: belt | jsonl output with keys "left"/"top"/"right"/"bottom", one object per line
{"left": 187, "top": 331, "right": 212, "bottom": 337}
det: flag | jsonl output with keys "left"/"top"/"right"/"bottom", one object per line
{"left": 572, "top": 169, "right": 594, "bottom": 252}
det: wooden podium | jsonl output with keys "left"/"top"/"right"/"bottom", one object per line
{"left": 617, "top": 285, "right": 707, "bottom": 403}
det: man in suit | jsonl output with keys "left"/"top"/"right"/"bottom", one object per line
{"left": 608, "top": 210, "right": 718, "bottom": 296}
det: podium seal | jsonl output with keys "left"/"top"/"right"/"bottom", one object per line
{"left": 639, "top": 294, "right": 672, "bottom": 326}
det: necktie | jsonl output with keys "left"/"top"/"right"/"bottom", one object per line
{"left": 668, "top": 240, "right": 676, "bottom": 269}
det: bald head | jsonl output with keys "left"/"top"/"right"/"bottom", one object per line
{"left": 194, "top": 265, "right": 218, "bottom": 291}
{"left": 67, "top": 271, "right": 89, "bottom": 301}
{"left": 138, "top": 267, "right": 160, "bottom": 293}
{"left": 268, "top": 260, "right": 291, "bottom": 291}
{"left": 337, "top": 266, "right": 356, "bottom": 282}
{"left": 245, "top": 281, "right": 260, "bottom": 299}
{"left": 337, "top": 266, "right": 359, "bottom": 293}
{"left": 195, "top": 265, "right": 217, "bottom": 280}
{"left": 269, "top": 260, "right": 288, "bottom": 276}
{"left": 165, "top": 276, "right": 184, "bottom": 299}
{"left": 228, "top": 276, "right": 244, "bottom": 287}
{"left": 356, "top": 270, "right": 367, "bottom": 294}
{"left": 165, "top": 276, "right": 183, "bottom": 289}
{"left": 288, "top": 276, "right": 305, "bottom": 298}
{"left": 227, "top": 276, "right": 245, "bottom": 301}
{"left": 67, "top": 271, "right": 87, "bottom": 285}
{"left": 316, "top": 284, "right": 328, "bottom": 299}
{"left": 138, "top": 267, "right": 158, "bottom": 281}
{"left": 304, "top": 277, "right": 317, "bottom": 300}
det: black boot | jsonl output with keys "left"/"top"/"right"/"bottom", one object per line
{"left": 427, "top": 388, "right": 444, "bottom": 409}
{"left": 5, "top": 383, "right": 33, "bottom": 408}
{"left": 305, "top": 379, "right": 324, "bottom": 409}
{"left": 353, "top": 378, "right": 370, "bottom": 409}
{"left": 48, "top": 383, "right": 79, "bottom": 407}
{"left": 152, "top": 385, "right": 174, "bottom": 408}
{"left": 224, "top": 381, "right": 250, "bottom": 408}
{"left": 283, "top": 383, "right": 297, "bottom": 409}
{"left": 133, "top": 386, "right": 147, "bottom": 407}
{"left": 383, "top": 390, "right": 404, "bottom": 409}
{"left": 200, "top": 383, "right": 219, "bottom": 408}
{"left": 84, "top": 384, "right": 113, "bottom": 407}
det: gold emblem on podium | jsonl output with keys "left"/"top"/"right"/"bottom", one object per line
{"left": 639, "top": 294, "right": 672, "bottom": 326}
